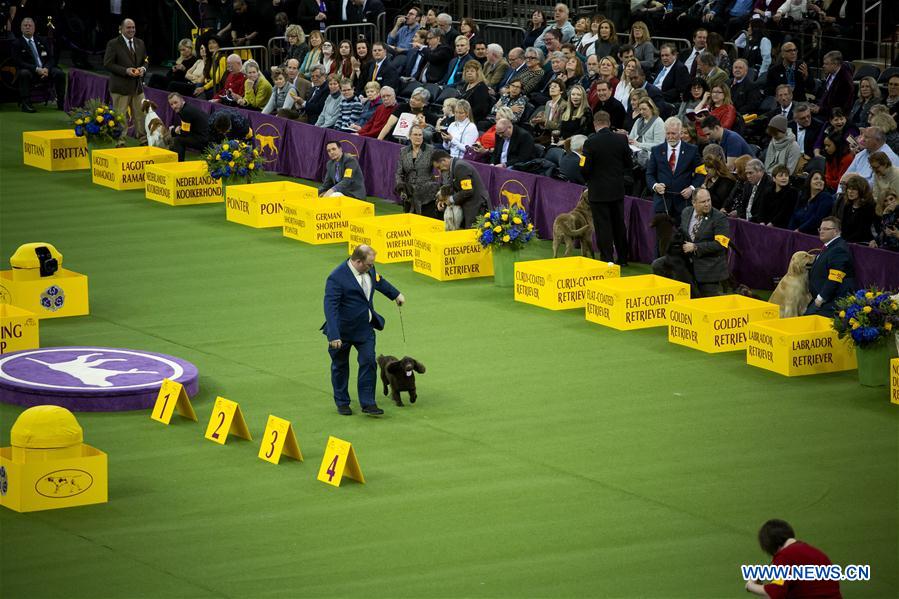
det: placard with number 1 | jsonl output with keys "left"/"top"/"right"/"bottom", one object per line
{"left": 150, "top": 378, "right": 197, "bottom": 424}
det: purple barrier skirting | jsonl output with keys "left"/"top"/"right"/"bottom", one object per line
{"left": 76, "top": 73, "right": 898, "bottom": 290}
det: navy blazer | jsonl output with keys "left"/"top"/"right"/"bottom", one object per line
{"left": 322, "top": 261, "right": 400, "bottom": 343}
{"left": 645, "top": 141, "right": 704, "bottom": 214}
{"left": 808, "top": 236, "right": 856, "bottom": 308}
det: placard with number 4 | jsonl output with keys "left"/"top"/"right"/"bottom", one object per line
{"left": 317, "top": 435, "right": 365, "bottom": 487}
{"left": 257, "top": 415, "right": 303, "bottom": 464}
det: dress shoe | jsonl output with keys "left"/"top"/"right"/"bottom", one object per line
{"left": 361, "top": 405, "right": 384, "bottom": 416}
{"left": 20, "top": 103, "right": 36, "bottom": 113}
{"left": 337, "top": 405, "right": 353, "bottom": 416}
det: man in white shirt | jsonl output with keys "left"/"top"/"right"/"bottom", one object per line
{"left": 841, "top": 126, "right": 899, "bottom": 189}
{"left": 13, "top": 18, "right": 66, "bottom": 112}
{"left": 678, "top": 28, "right": 708, "bottom": 77}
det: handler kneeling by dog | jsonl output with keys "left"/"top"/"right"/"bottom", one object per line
{"left": 322, "top": 245, "right": 406, "bottom": 416}
{"left": 654, "top": 188, "right": 731, "bottom": 297}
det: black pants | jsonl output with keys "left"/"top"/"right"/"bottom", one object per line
{"left": 590, "top": 200, "right": 629, "bottom": 264}
{"left": 172, "top": 133, "right": 208, "bottom": 161}
{"left": 19, "top": 67, "right": 66, "bottom": 106}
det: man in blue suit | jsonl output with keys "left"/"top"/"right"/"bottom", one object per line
{"left": 323, "top": 245, "right": 405, "bottom": 416}
{"left": 805, "top": 216, "right": 856, "bottom": 317}
{"left": 645, "top": 117, "right": 704, "bottom": 218}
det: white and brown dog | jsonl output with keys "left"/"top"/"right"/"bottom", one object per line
{"left": 141, "top": 99, "right": 171, "bottom": 149}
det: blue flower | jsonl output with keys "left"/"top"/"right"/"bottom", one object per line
{"left": 210, "top": 168, "right": 222, "bottom": 179}
{"left": 221, "top": 151, "right": 233, "bottom": 161}
{"left": 224, "top": 166, "right": 232, "bottom": 177}
{"left": 855, "top": 290, "right": 867, "bottom": 300}
{"left": 237, "top": 167, "right": 248, "bottom": 177}
{"left": 74, "top": 125, "right": 84, "bottom": 136}
{"left": 86, "top": 123, "right": 100, "bottom": 134}
{"left": 482, "top": 229, "right": 494, "bottom": 244}
{"left": 846, "top": 304, "right": 861, "bottom": 318}
{"left": 509, "top": 228, "right": 520, "bottom": 240}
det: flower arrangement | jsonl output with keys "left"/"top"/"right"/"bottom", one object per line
{"left": 69, "top": 99, "right": 126, "bottom": 144}
{"left": 832, "top": 288, "right": 899, "bottom": 349}
{"left": 202, "top": 138, "right": 264, "bottom": 182}
{"left": 474, "top": 205, "right": 536, "bottom": 251}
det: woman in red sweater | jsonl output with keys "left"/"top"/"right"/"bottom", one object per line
{"left": 695, "top": 83, "right": 737, "bottom": 141}
{"left": 822, "top": 134, "right": 853, "bottom": 192}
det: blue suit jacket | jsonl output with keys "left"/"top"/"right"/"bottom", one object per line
{"left": 645, "top": 141, "right": 704, "bottom": 214}
{"left": 322, "top": 261, "right": 400, "bottom": 343}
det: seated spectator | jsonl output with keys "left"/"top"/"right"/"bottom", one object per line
{"left": 577, "top": 15, "right": 600, "bottom": 56}
{"left": 763, "top": 41, "right": 809, "bottom": 99}
{"left": 696, "top": 52, "right": 728, "bottom": 90}
{"left": 678, "top": 77, "right": 709, "bottom": 119}
{"left": 558, "top": 84, "right": 592, "bottom": 139}
{"left": 354, "top": 85, "right": 400, "bottom": 138}
{"left": 459, "top": 17, "right": 482, "bottom": 46}
{"left": 735, "top": 19, "right": 771, "bottom": 76}
{"left": 535, "top": 3, "right": 576, "bottom": 50}
{"left": 414, "top": 29, "right": 451, "bottom": 87}
{"left": 353, "top": 38, "right": 372, "bottom": 79}
{"left": 334, "top": 79, "right": 363, "bottom": 130}
{"left": 705, "top": 31, "right": 732, "bottom": 72}
{"left": 629, "top": 97, "right": 665, "bottom": 168}
{"left": 483, "top": 44, "right": 510, "bottom": 90}
{"left": 593, "top": 18, "right": 620, "bottom": 60}
{"left": 531, "top": 50, "right": 567, "bottom": 106}
{"left": 813, "top": 107, "right": 858, "bottom": 157}
{"left": 168, "top": 92, "right": 209, "bottom": 161}
{"left": 281, "top": 64, "right": 328, "bottom": 123}
{"left": 729, "top": 158, "right": 773, "bottom": 220}
{"left": 614, "top": 58, "right": 637, "bottom": 106}
{"left": 314, "top": 74, "right": 343, "bottom": 128}
{"left": 523, "top": 10, "right": 549, "bottom": 50}
{"left": 589, "top": 79, "right": 626, "bottom": 129}
{"left": 394, "top": 124, "right": 440, "bottom": 218}
{"left": 148, "top": 38, "right": 197, "bottom": 93}
{"left": 333, "top": 39, "right": 356, "bottom": 82}
{"left": 281, "top": 25, "right": 308, "bottom": 67}
{"left": 531, "top": 79, "right": 568, "bottom": 143}
{"left": 870, "top": 191, "right": 899, "bottom": 251}
{"left": 210, "top": 54, "right": 246, "bottom": 104}
{"left": 730, "top": 59, "right": 762, "bottom": 115}
{"left": 870, "top": 151, "right": 899, "bottom": 206}
{"left": 359, "top": 41, "right": 399, "bottom": 94}
{"left": 652, "top": 43, "right": 690, "bottom": 104}
{"left": 814, "top": 51, "right": 854, "bottom": 120}
{"left": 235, "top": 60, "right": 272, "bottom": 111}
{"left": 440, "top": 99, "right": 478, "bottom": 158}
{"left": 626, "top": 62, "right": 664, "bottom": 109}
{"left": 385, "top": 86, "right": 434, "bottom": 141}
{"left": 681, "top": 119, "right": 700, "bottom": 145}
{"left": 439, "top": 36, "right": 474, "bottom": 91}
{"left": 629, "top": 22, "right": 658, "bottom": 72}
{"left": 561, "top": 57, "right": 584, "bottom": 91}
{"left": 885, "top": 74, "right": 899, "bottom": 120}
{"left": 262, "top": 68, "right": 293, "bottom": 115}
{"left": 483, "top": 79, "right": 527, "bottom": 128}
{"left": 763, "top": 115, "right": 801, "bottom": 174}
{"left": 694, "top": 83, "right": 738, "bottom": 139}
{"left": 624, "top": 88, "right": 649, "bottom": 132}
{"left": 833, "top": 174, "right": 876, "bottom": 243}
{"left": 701, "top": 115, "right": 753, "bottom": 167}
{"left": 569, "top": 16, "right": 590, "bottom": 48}
{"left": 842, "top": 126, "right": 899, "bottom": 189}
{"left": 320, "top": 41, "right": 335, "bottom": 74}
{"left": 300, "top": 30, "right": 325, "bottom": 78}
{"left": 849, "top": 76, "right": 882, "bottom": 128}
{"left": 762, "top": 164, "right": 799, "bottom": 227}
{"left": 386, "top": 7, "right": 421, "bottom": 59}
{"left": 208, "top": 109, "right": 251, "bottom": 144}
{"left": 355, "top": 81, "right": 382, "bottom": 127}
{"left": 492, "top": 118, "right": 535, "bottom": 168}
{"left": 702, "top": 149, "right": 738, "bottom": 210}
{"left": 517, "top": 48, "right": 547, "bottom": 96}
{"left": 468, "top": 107, "right": 516, "bottom": 160}
{"left": 169, "top": 42, "right": 208, "bottom": 96}
{"left": 790, "top": 102, "right": 825, "bottom": 163}
{"left": 219, "top": 0, "right": 261, "bottom": 48}
{"left": 869, "top": 109, "right": 899, "bottom": 155}
{"left": 822, "top": 133, "right": 853, "bottom": 191}
{"left": 789, "top": 170, "right": 836, "bottom": 234}
{"left": 456, "top": 61, "right": 492, "bottom": 123}
{"left": 723, "top": 154, "right": 754, "bottom": 213}
{"left": 587, "top": 56, "right": 620, "bottom": 108}
{"left": 194, "top": 37, "right": 226, "bottom": 98}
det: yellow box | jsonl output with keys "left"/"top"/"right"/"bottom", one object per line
{"left": 745, "top": 316, "right": 857, "bottom": 376}
{"left": 282, "top": 194, "right": 375, "bottom": 243}
{"left": 0, "top": 269, "right": 89, "bottom": 319}
{"left": 667, "top": 294, "right": 780, "bottom": 353}
{"left": 585, "top": 274, "right": 691, "bottom": 330}
{"left": 412, "top": 230, "right": 493, "bottom": 281}
{"left": 345, "top": 214, "right": 444, "bottom": 262}
{"left": 514, "top": 257, "right": 620, "bottom": 310}
{"left": 22, "top": 129, "right": 89, "bottom": 171}
{"left": 0, "top": 445, "right": 108, "bottom": 512}
{"left": 0, "top": 304, "right": 39, "bottom": 354}
{"left": 144, "top": 161, "right": 223, "bottom": 206}
{"left": 891, "top": 358, "right": 899, "bottom": 405}
{"left": 92, "top": 146, "right": 178, "bottom": 190}
{"left": 227, "top": 181, "right": 315, "bottom": 229}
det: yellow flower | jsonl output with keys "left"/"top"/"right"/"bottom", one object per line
{"left": 501, "top": 208, "right": 509, "bottom": 213}
{"left": 865, "top": 291, "right": 874, "bottom": 299}
{"left": 892, "top": 303, "right": 898, "bottom": 310}
{"left": 885, "top": 322, "right": 893, "bottom": 331}
{"left": 95, "top": 115, "right": 104, "bottom": 123}
{"left": 248, "top": 163, "right": 255, "bottom": 170}
{"left": 839, "top": 311, "right": 846, "bottom": 318}
{"left": 849, "top": 318, "right": 857, "bottom": 325}
{"left": 254, "top": 149, "right": 260, "bottom": 156}
{"left": 107, "top": 121, "right": 115, "bottom": 127}
{"left": 483, "top": 222, "right": 491, "bottom": 229}
{"left": 222, "top": 143, "right": 230, "bottom": 151}
{"left": 527, "top": 223, "right": 534, "bottom": 231}
{"left": 851, "top": 323, "right": 860, "bottom": 329}
{"left": 863, "top": 306, "right": 872, "bottom": 313}
{"left": 97, "top": 107, "right": 105, "bottom": 114}
{"left": 501, "top": 214, "right": 509, "bottom": 221}
{"left": 233, "top": 151, "right": 241, "bottom": 158}
{"left": 484, "top": 212, "right": 490, "bottom": 218}
{"left": 493, "top": 226, "right": 502, "bottom": 233}
{"left": 228, "top": 161, "right": 235, "bottom": 167}
{"left": 513, "top": 217, "right": 522, "bottom": 224}
{"left": 502, "top": 235, "right": 510, "bottom": 242}
{"left": 75, "top": 118, "right": 83, "bottom": 125}
{"left": 216, "top": 154, "right": 221, "bottom": 160}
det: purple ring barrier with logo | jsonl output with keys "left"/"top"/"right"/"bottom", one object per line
{"left": 0, "top": 347, "right": 199, "bottom": 412}
{"left": 67, "top": 70, "right": 898, "bottom": 290}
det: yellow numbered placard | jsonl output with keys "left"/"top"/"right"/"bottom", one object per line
{"left": 204, "top": 396, "right": 253, "bottom": 445}
{"left": 257, "top": 415, "right": 303, "bottom": 464}
{"left": 150, "top": 378, "right": 197, "bottom": 424}
{"left": 317, "top": 436, "right": 365, "bottom": 487}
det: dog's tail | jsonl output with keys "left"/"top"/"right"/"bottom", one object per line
{"left": 570, "top": 224, "right": 592, "bottom": 237}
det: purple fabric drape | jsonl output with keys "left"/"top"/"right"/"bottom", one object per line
{"left": 66, "top": 72, "right": 899, "bottom": 290}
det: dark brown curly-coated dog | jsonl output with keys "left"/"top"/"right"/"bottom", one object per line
{"left": 552, "top": 190, "right": 594, "bottom": 258}
{"left": 377, "top": 354, "right": 426, "bottom": 406}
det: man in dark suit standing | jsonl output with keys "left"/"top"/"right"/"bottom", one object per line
{"left": 651, "top": 43, "right": 690, "bottom": 104}
{"left": 103, "top": 18, "right": 148, "bottom": 145}
{"left": 492, "top": 118, "right": 534, "bottom": 168}
{"left": 13, "top": 18, "right": 65, "bottom": 113}
{"left": 805, "top": 216, "right": 856, "bottom": 317}
{"left": 646, "top": 117, "right": 704, "bottom": 218}
{"left": 680, "top": 188, "right": 731, "bottom": 297}
{"left": 432, "top": 150, "right": 489, "bottom": 229}
{"left": 323, "top": 244, "right": 405, "bottom": 416}
{"left": 814, "top": 51, "right": 854, "bottom": 121}
{"left": 168, "top": 92, "right": 210, "bottom": 161}
{"left": 318, "top": 141, "right": 367, "bottom": 199}
{"left": 581, "top": 110, "right": 633, "bottom": 265}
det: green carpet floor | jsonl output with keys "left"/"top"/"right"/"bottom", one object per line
{"left": 0, "top": 107, "right": 896, "bottom": 599}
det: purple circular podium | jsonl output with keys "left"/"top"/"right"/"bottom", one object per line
{"left": 0, "top": 347, "right": 199, "bottom": 412}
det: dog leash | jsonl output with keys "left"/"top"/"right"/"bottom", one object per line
{"left": 397, "top": 304, "right": 407, "bottom": 349}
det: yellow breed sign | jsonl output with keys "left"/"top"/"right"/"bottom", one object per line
{"left": 514, "top": 257, "right": 620, "bottom": 310}
{"left": 283, "top": 194, "right": 375, "bottom": 244}
{"left": 667, "top": 295, "right": 780, "bottom": 353}
{"left": 413, "top": 230, "right": 493, "bottom": 281}
{"left": 746, "top": 315, "right": 858, "bottom": 376}
{"left": 22, "top": 130, "right": 89, "bottom": 171}
{"left": 144, "top": 161, "right": 223, "bottom": 206}
{"left": 0, "top": 445, "right": 108, "bottom": 513}
{"left": 227, "top": 181, "right": 313, "bottom": 228}
{"left": 0, "top": 269, "right": 89, "bottom": 320}
{"left": 0, "top": 304, "right": 39, "bottom": 354}
{"left": 346, "top": 214, "right": 444, "bottom": 262}
{"left": 891, "top": 359, "right": 899, "bottom": 405}
{"left": 91, "top": 147, "right": 178, "bottom": 190}
{"left": 585, "top": 274, "right": 690, "bottom": 330}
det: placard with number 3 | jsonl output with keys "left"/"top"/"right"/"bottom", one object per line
{"left": 257, "top": 415, "right": 303, "bottom": 464}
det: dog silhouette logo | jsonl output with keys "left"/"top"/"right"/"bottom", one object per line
{"left": 499, "top": 179, "right": 530, "bottom": 211}
{"left": 34, "top": 469, "right": 93, "bottom": 498}
{"left": 39, "top": 285, "right": 65, "bottom": 312}
{"left": 338, "top": 138, "right": 361, "bottom": 158}
{"left": 254, "top": 122, "right": 281, "bottom": 164}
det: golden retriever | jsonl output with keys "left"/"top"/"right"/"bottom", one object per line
{"left": 769, "top": 251, "right": 815, "bottom": 317}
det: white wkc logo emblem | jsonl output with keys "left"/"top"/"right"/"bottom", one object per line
{"left": 25, "top": 353, "right": 159, "bottom": 388}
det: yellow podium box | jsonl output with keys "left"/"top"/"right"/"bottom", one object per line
{"left": 514, "top": 257, "right": 620, "bottom": 310}
{"left": 227, "top": 181, "right": 314, "bottom": 229}
{"left": 0, "top": 269, "right": 89, "bottom": 319}
{"left": 745, "top": 316, "right": 857, "bottom": 376}
{"left": 92, "top": 146, "right": 178, "bottom": 190}
{"left": 667, "top": 295, "right": 780, "bottom": 353}
{"left": 346, "top": 214, "right": 444, "bottom": 262}
{"left": 0, "top": 304, "right": 39, "bottom": 354}
{"left": 22, "top": 130, "right": 89, "bottom": 171}
{"left": 413, "top": 230, "right": 493, "bottom": 281}
{"left": 144, "top": 161, "right": 223, "bottom": 206}
{"left": 283, "top": 195, "right": 375, "bottom": 243}
{"left": 891, "top": 359, "right": 899, "bottom": 405}
{"left": 0, "top": 445, "right": 108, "bottom": 512}
{"left": 585, "top": 274, "right": 691, "bottom": 330}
